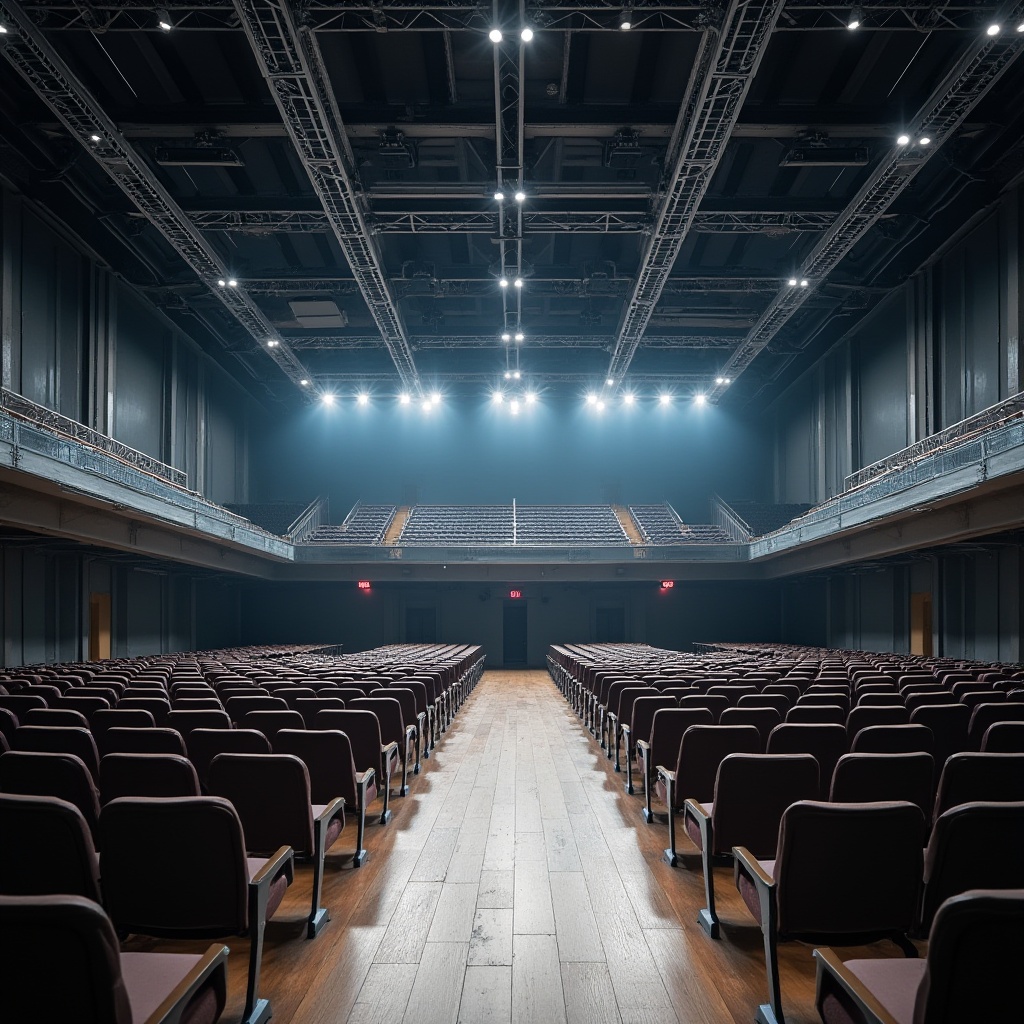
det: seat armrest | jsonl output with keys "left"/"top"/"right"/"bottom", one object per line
{"left": 683, "top": 798, "right": 710, "bottom": 823}
{"left": 733, "top": 846, "right": 774, "bottom": 890}
{"left": 812, "top": 948, "right": 898, "bottom": 1024}
{"left": 145, "top": 943, "right": 229, "bottom": 1024}
{"left": 355, "top": 769, "right": 375, "bottom": 787}
{"left": 381, "top": 740, "right": 399, "bottom": 759}
{"left": 636, "top": 739, "right": 650, "bottom": 754}
{"left": 405, "top": 724, "right": 417, "bottom": 741}
{"left": 250, "top": 845, "right": 295, "bottom": 888}
{"left": 620, "top": 724, "right": 631, "bottom": 741}
{"left": 656, "top": 766, "right": 676, "bottom": 784}
{"left": 313, "top": 796, "right": 346, "bottom": 827}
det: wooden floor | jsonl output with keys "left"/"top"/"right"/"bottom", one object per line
{"left": 131, "top": 669, "right": 903, "bottom": 1023}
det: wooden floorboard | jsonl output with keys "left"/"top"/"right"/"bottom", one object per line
{"left": 124, "top": 668, "right": 909, "bottom": 1022}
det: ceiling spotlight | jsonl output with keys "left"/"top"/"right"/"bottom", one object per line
{"left": 357, "top": 392, "right": 369, "bottom": 406}
{"left": 596, "top": 400, "right": 606, "bottom": 412}
{"left": 499, "top": 278, "right": 509, "bottom": 288}
{"left": 918, "top": 136, "right": 932, "bottom": 146}
{"left": 431, "top": 391, "right": 442, "bottom": 404}
{"left": 501, "top": 333, "right": 511, "bottom": 342}
{"left": 89, "top": 133, "right": 102, "bottom": 143}
{"left": 227, "top": 279, "right": 237, "bottom": 288}
{"left": 513, "top": 278, "right": 523, "bottom": 288}
{"left": 724, "top": 377, "right": 732, "bottom": 384}
{"left": 299, "top": 379, "right": 309, "bottom": 386}
{"left": 987, "top": 23, "right": 1001, "bottom": 36}
{"left": 800, "top": 279, "right": 809, "bottom": 288}
{"left": 489, "top": 28, "right": 503, "bottom": 42}
{"left": 623, "top": 393, "right": 635, "bottom": 405}
{"left": 217, "top": 279, "right": 226, "bottom": 287}
{"left": 619, "top": 8, "right": 632, "bottom": 29}
{"left": 896, "top": 134, "right": 910, "bottom": 146}
{"left": 788, "top": 278, "right": 798, "bottom": 286}
{"left": 266, "top": 339, "right": 279, "bottom": 348}
{"left": 847, "top": 8, "right": 861, "bottom": 29}
{"left": 0, "top": 24, "right": 8, "bottom": 34}
{"left": 504, "top": 371, "right": 512, "bottom": 380}
{"left": 512, "top": 370, "right": 521, "bottom": 380}
{"left": 525, "top": 391, "right": 537, "bottom": 404}
{"left": 514, "top": 332, "right": 524, "bottom": 342}
{"left": 399, "top": 392, "right": 411, "bottom": 405}
{"left": 694, "top": 393, "right": 707, "bottom": 406}
{"left": 586, "top": 393, "right": 598, "bottom": 406}
{"left": 494, "top": 191, "right": 504, "bottom": 201}
{"left": 1018, "top": 21, "right": 1024, "bottom": 32}
{"left": 510, "top": 399, "right": 521, "bottom": 415}
{"left": 156, "top": 8, "right": 172, "bottom": 30}
{"left": 520, "top": 27, "right": 534, "bottom": 42}
{"left": 422, "top": 399, "right": 433, "bottom": 412}
{"left": 715, "top": 377, "right": 724, "bottom": 385}
{"left": 514, "top": 190, "right": 526, "bottom": 203}
{"left": 492, "top": 391, "right": 504, "bottom": 404}
{"left": 321, "top": 393, "right": 336, "bottom": 406}
{"left": 659, "top": 393, "right": 672, "bottom": 406}
{"left": 606, "top": 377, "right": 615, "bottom": 387}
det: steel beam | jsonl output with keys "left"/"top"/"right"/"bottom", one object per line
{"left": 22, "top": 3, "right": 1001, "bottom": 33}
{"left": 285, "top": 333, "right": 738, "bottom": 349}
{"left": 233, "top": 0, "right": 422, "bottom": 393}
{"left": 708, "top": 3, "right": 1024, "bottom": 402}
{"left": 606, "top": 0, "right": 786, "bottom": 386}
{"left": 0, "top": 0, "right": 313, "bottom": 390}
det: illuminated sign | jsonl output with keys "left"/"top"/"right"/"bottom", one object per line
{"left": 660, "top": 580, "right": 675, "bottom": 590}
{"left": 357, "top": 580, "right": 372, "bottom": 591}
{"left": 509, "top": 589, "right": 523, "bottom": 599}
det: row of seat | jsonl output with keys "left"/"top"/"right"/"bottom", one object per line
{"left": 549, "top": 642, "right": 1024, "bottom": 1024}
{"left": 305, "top": 504, "right": 398, "bottom": 544}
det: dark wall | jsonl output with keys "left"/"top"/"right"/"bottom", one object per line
{"left": 250, "top": 399, "right": 770, "bottom": 522}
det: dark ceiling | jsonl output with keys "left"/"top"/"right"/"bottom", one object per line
{"left": 1, "top": 1, "right": 1023, "bottom": 409}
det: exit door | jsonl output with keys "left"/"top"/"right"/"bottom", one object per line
{"left": 595, "top": 606, "right": 625, "bottom": 642}
{"left": 405, "top": 607, "right": 437, "bottom": 643}
{"left": 503, "top": 603, "right": 528, "bottom": 665}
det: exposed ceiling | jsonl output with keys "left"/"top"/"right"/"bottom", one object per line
{"left": 1, "top": 1, "right": 1023, "bottom": 409}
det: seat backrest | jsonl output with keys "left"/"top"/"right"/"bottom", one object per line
{"left": 0, "top": 893, "right": 132, "bottom": 1022}
{"left": 171, "top": 698, "right": 224, "bottom": 712}
{"left": 602, "top": 680, "right": 631, "bottom": 715}
{"left": 397, "top": 681, "right": 429, "bottom": 718}
{"left": 850, "top": 724, "right": 934, "bottom": 755}
{"left": 629, "top": 696, "right": 677, "bottom": 744}
{"left": 223, "top": 695, "right": 288, "bottom": 724}
{"left": 99, "top": 796, "right": 250, "bottom": 936}
{"left": 709, "top": 753, "right": 819, "bottom": 857}
{"left": 719, "top": 707, "right": 782, "bottom": 750}
{"left": 678, "top": 694, "right": 730, "bottom": 723}
{"left": 11, "top": 726, "right": 100, "bottom": 780}
{"left": 933, "top": 752, "right": 1024, "bottom": 821}
{"left": 0, "top": 793, "right": 101, "bottom": 901}
{"left": 240, "top": 710, "right": 306, "bottom": 748}
{"left": 798, "top": 692, "right": 851, "bottom": 712}
{"left": 674, "top": 724, "right": 761, "bottom": 805}
{"left": 766, "top": 723, "right": 848, "bottom": 799}
{"left": 0, "top": 694, "right": 48, "bottom": 719}
{"left": 208, "top": 752, "right": 314, "bottom": 857}
{"left": 615, "top": 686, "right": 655, "bottom": 724}
{"left": 775, "top": 800, "right": 924, "bottom": 938}
{"left": 981, "top": 721, "right": 1024, "bottom": 752}
{"left": 905, "top": 691, "right": 957, "bottom": 711}
{"left": 0, "top": 749, "right": 101, "bottom": 837}
{"left": 278, "top": 687, "right": 317, "bottom": 708}
{"left": 100, "top": 753, "right": 200, "bottom": 803}
{"left": 847, "top": 705, "right": 910, "bottom": 739}
{"left": 374, "top": 688, "right": 419, "bottom": 730}
{"left": 909, "top": 703, "right": 971, "bottom": 770}
{"left": 294, "top": 697, "right": 346, "bottom": 728}
{"left": 738, "top": 693, "right": 791, "bottom": 714}
{"left": 829, "top": 752, "right": 934, "bottom": 817}
{"left": 855, "top": 692, "right": 906, "bottom": 707}
{"left": 166, "top": 709, "right": 232, "bottom": 736}
{"left": 115, "top": 697, "right": 170, "bottom": 726}
{"left": 914, "top": 888, "right": 1024, "bottom": 1024}
{"left": 920, "top": 801, "right": 1024, "bottom": 932}
{"left": 707, "top": 685, "right": 758, "bottom": 705}
{"left": 56, "top": 696, "right": 112, "bottom": 723}
{"left": 275, "top": 728, "right": 362, "bottom": 806}
{"left": 102, "top": 727, "right": 187, "bottom": 757}
{"left": 312, "top": 710, "right": 383, "bottom": 775}
{"left": 350, "top": 698, "right": 405, "bottom": 747}
{"left": 762, "top": 684, "right": 801, "bottom": 704}
{"left": 786, "top": 704, "right": 846, "bottom": 726}
{"left": 22, "top": 708, "right": 89, "bottom": 729}
{"left": 968, "top": 703, "right": 1024, "bottom": 749}
{"left": 648, "top": 708, "right": 714, "bottom": 769}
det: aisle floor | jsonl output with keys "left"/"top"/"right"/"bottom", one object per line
{"left": 132, "top": 669, "right": 901, "bottom": 1023}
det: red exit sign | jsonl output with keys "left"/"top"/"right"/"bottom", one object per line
{"left": 660, "top": 580, "right": 675, "bottom": 590}
{"left": 509, "top": 589, "right": 523, "bottom": 599}
{"left": 357, "top": 580, "right": 372, "bottom": 591}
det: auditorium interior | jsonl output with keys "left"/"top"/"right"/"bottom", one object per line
{"left": 0, "top": 3, "right": 1023, "bottom": 1023}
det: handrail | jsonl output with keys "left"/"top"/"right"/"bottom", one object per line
{"left": 286, "top": 496, "right": 326, "bottom": 542}
{"left": 710, "top": 495, "right": 752, "bottom": 541}
{"left": 1, "top": 387, "right": 187, "bottom": 487}
{"left": 846, "top": 390, "right": 1024, "bottom": 490}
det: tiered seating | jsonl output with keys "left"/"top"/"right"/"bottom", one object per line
{"left": 399, "top": 505, "right": 514, "bottom": 545}
{"left": 223, "top": 502, "right": 308, "bottom": 536}
{"left": 547, "top": 640, "right": 1024, "bottom": 1024}
{"left": 679, "top": 523, "right": 735, "bottom": 543}
{"left": 515, "top": 504, "right": 628, "bottom": 545}
{"left": 305, "top": 504, "right": 397, "bottom": 544}
{"left": 629, "top": 503, "right": 686, "bottom": 544}
{"left": 723, "top": 500, "right": 813, "bottom": 536}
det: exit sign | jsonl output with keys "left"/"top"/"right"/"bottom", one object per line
{"left": 357, "top": 580, "right": 372, "bottom": 591}
{"left": 509, "top": 589, "right": 523, "bottom": 599}
{"left": 660, "top": 580, "right": 675, "bottom": 590}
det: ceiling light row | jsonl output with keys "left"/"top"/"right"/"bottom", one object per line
{"left": 489, "top": 27, "right": 534, "bottom": 43}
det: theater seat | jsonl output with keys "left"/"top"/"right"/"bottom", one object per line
{"left": 0, "top": 893, "right": 228, "bottom": 1024}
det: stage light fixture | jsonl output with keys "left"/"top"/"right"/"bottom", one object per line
{"left": 227, "top": 279, "right": 237, "bottom": 288}
{"left": 502, "top": 333, "right": 511, "bottom": 342}
{"left": 494, "top": 191, "right": 504, "bottom": 201}
{"left": 510, "top": 399, "right": 521, "bottom": 414}
{"left": 919, "top": 136, "right": 932, "bottom": 146}
{"left": 489, "top": 28, "right": 502, "bottom": 42}
{"left": 431, "top": 391, "right": 442, "bottom": 404}
{"left": 586, "top": 393, "right": 597, "bottom": 406}
{"left": 800, "top": 279, "right": 809, "bottom": 287}
{"left": 847, "top": 8, "right": 861, "bottom": 29}
{"left": 596, "top": 400, "right": 606, "bottom": 412}
{"left": 422, "top": 399, "right": 433, "bottom": 412}
{"left": 266, "top": 339, "right": 279, "bottom": 348}
{"left": 788, "top": 278, "right": 798, "bottom": 286}
{"left": 694, "top": 393, "right": 707, "bottom": 406}
{"left": 217, "top": 279, "right": 226, "bottom": 287}
{"left": 514, "top": 278, "right": 523, "bottom": 288}
{"left": 492, "top": 391, "right": 504, "bottom": 404}
{"left": 619, "top": 8, "right": 632, "bottom": 29}
{"left": 512, "top": 370, "right": 521, "bottom": 380}
{"left": 514, "top": 190, "right": 526, "bottom": 203}
{"left": 716, "top": 377, "right": 724, "bottom": 384}
{"left": 399, "top": 392, "right": 411, "bottom": 405}
{"left": 299, "top": 379, "right": 309, "bottom": 387}
{"left": 520, "top": 27, "right": 534, "bottom": 42}
{"left": 90, "top": 133, "right": 102, "bottom": 142}
{"left": 514, "top": 332, "right": 524, "bottom": 342}
{"left": 504, "top": 371, "right": 512, "bottom": 380}
{"left": 897, "top": 134, "right": 910, "bottom": 146}
{"left": 357, "top": 392, "right": 369, "bottom": 406}
{"left": 659, "top": 393, "right": 672, "bottom": 406}
{"left": 525, "top": 392, "right": 537, "bottom": 404}
{"left": 157, "top": 8, "right": 172, "bottom": 30}
{"left": 0, "top": 24, "right": 8, "bottom": 34}
{"left": 623, "top": 393, "right": 635, "bottom": 405}
{"left": 321, "top": 393, "right": 336, "bottom": 406}
{"left": 499, "top": 278, "right": 509, "bottom": 288}
{"left": 606, "top": 377, "right": 615, "bottom": 387}
{"left": 1018, "top": 21, "right": 1024, "bottom": 32}
{"left": 987, "top": 23, "right": 1001, "bottom": 36}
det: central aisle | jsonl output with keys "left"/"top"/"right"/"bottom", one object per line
{"left": 259, "top": 669, "right": 823, "bottom": 1024}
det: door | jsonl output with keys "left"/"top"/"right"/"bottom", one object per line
{"left": 88, "top": 593, "right": 111, "bottom": 661}
{"left": 405, "top": 607, "right": 437, "bottom": 643}
{"left": 910, "top": 592, "right": 933, "bottom": 656}
{"left": 595, "top": 606, "right": 625, "bottom": 643}
{"left": 503, "top": 602, "right": 528, "bottom": 666}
